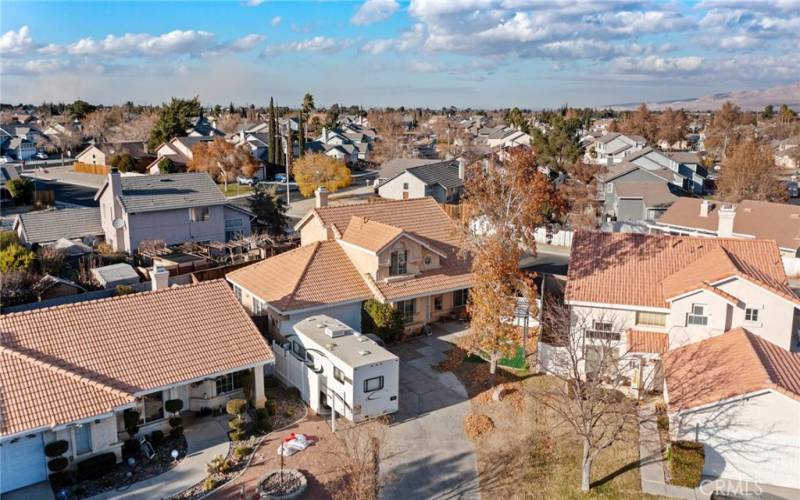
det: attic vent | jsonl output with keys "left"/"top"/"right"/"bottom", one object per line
{"left": 324, "top": 325, "right": 350, "bottom": 338}
{"left": 358, "top": 350, "right": 371, "bottom": 356}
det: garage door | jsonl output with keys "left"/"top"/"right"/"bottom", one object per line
{"left": 0, "top": 433, "right": 47, "bottom": 494}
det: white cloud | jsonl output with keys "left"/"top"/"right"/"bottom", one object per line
{"left": 271, "top": 16, "right": 282, "bottom": 27}
{"left": 362, "top": 23, "right": 424, "bottom": 54}
{"left": 351, "top": 0, "right": 400, "bottom": 25}
{"left": 263, "top": 36, "right": 354, "bottom": 55}
{"left": 1, "top": 26, "right": 37, "bottom": 57}
{"left": 246, "top": 0, "right": 267, "bottom": 6}
{"left": 226, "top": 34, "right": 265, "bottom": 51}
{"left": 611, "top": 56, "right": 704, "bottom": 75}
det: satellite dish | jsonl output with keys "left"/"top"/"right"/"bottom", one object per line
{"left": 112, "top": 217, "right": 124, "bottom": 229}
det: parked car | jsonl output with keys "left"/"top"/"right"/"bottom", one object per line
{"left": 364, "top": 333, "right": 386, "bottom": 347}
{"left": 237, "top": 175, "right": 256, "bottom": 185}
{"left": 274, "top": 173, "right": 288, "bottom": 183}
{"left": 34, "top": 152, "right": 48, "bottom": 160}
{"left": 784, "top": 181, "right": 798, "bottom": 198}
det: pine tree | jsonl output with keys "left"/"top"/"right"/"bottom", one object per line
{"left": 298, "top": 110, "right": 305, "bottom": 157}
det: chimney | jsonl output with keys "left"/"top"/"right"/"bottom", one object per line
{"left": 457, "top": 159, "right": 465, "bottom": 180}
{"left": 717, "top": 204, "right": 736, "bottom": 237}
{"left": 322, "top": 127, "right": 328, "bottom": 142}
{"left": 699, "top": 199, "right": 710, "bottom": 217}
{"left": 315, "top": 186, "right": 329, "bottom": 208}
{"left": 109, "top": 167, "right": 122, "bottom": 199}
{"left": 239, "top": 130, "right": 245, "bottom": 142}
{"left": 151, "top": 265, "right": 169, "bottom": 291}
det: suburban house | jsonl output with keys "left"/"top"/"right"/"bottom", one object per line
{"left": 0, "top": 123, "right": 41, "bottom": 160}
{"left": 75, "top": 141, "right": 150, "bottom": 169}
{"left": 309, "top": 127, "right": 371, "bottom": 164}
{"left": 145, "top": 135, "right": 215, "bottom": 174}
{"left": 94, "top": 170, "right": 253, "bottom": 253}
{"left": 377, "top": 160, "right": 464, "bottom": 203}
{"left": 585, "top": 133, "right": 647, "bottom": 165}
{"left": 14, "top": 207, "right": 104, "bottom": 247}
{"left": 186, "top": 115, "right": 224, "bottom": 137}
{"left": 652, "top": 198, "right": 800, "bottom": 257}
{"left": 558, "top": 231, "right": 800, "bottom": 491}
{"left": 0, "top": 279, "right": 274, "bottom": 495}
{"left": 377, "top": 158, "right": 445, "bottom": 184}
{"left": 229, "top": 129, "right": 269, "bottom": 165}
{"left": 272, "top": 315, "right": 399, "bottom": 422}
{"left": 626, "top": 148, "right": 707, "bottom": 195}
{"left": 599, "top": 161, "right": 689, "bottom": 222}
{"left": 226, "top": 196, "right": 472, "bottom": 338}
{"left": 485, "top": 128, "right": 532, "bottom": 149}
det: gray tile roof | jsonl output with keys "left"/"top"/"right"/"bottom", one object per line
{"left": 117, "top": 173, "right": 226, "bottom": 213}
{"left": 379, "top": 158, "right": 443, "bottom": 179}
{"left": 406, "top": 161, "right": 462, "bottom": 189}
{"left": 15, "top": 207, "right": 103, "bottom": 245}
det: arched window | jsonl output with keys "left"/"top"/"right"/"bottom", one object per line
{"left": 390, "top": 243, "right": 408, "bottom": 276}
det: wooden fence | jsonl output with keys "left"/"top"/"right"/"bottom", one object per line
{"left": 73, "top": 162, "right": 110, "bottom": 175}
{"left": 440, "top": 203, "right": 474, "bottom": 223}
{"left": 33, "top": 190, "right": 55, "bottom": 208}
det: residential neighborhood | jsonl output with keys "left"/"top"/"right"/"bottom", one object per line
{"left": 1, "top": 1, "right": 800, "bottom": 500}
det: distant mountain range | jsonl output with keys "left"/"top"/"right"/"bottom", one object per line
{"left": 610, "top": 82, "right": 800, "bottom": 112}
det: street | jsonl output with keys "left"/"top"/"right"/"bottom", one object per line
{"left": 520, "top": 247, "right": 570, "bottom": 276}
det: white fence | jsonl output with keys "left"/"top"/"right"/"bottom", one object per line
{"left": 534, "top": 227, "right": 574, "bottom": 248}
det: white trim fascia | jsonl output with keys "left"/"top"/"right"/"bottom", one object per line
{"left": 383, "top": 284, "right": 472, "bottom": 304}
{"left": 336, "top": 238, "right": 378, "bottom": 256}
{"left": 669, "top": 389, "right": 772, "bottom": 417}
{"left": 666, "top": 286, "right": 742, "bottom": 307}
{"left": 131, "top": 359, "right": 274, "bottom": 399}
{"left": 229, "top": 278, "right": 370, "bottom": 317}
{"left": 710, "top": 275, "right": 800, "bottom": 307}
{"left": 565, "top": 300, "right": 670, "bottom": 313}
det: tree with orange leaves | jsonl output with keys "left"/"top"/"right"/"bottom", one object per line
{"left": 188, "top": 138, "right": 258, "bottom": 191}
{"left": 461, "top": 148, "right": 565, "bottom": 384}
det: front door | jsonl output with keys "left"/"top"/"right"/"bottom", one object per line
{"left": 402, "top": 191, "right": 409, "bottom": 200}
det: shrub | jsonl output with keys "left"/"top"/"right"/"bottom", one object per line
{"left": 44, "top": 440, "right": 69, "bottom": 458}
{"left": 76, "top": 452, "right": 117, "bottom": 481}
{"left": 254, "top": 408, "right": 271, "bottom": 434}
{"left": 0, "top": 231, "right": 20, "bottom": 251}
{"left": 165, "top": 399, "right": 184, "bottom": 414}
{"left": 202, "top": 477, "right": 216, "bottom": 492}
{"left": 149, "top": 430, "right": 164, "bottom": 447}
{"left": 226, "top": 399, "right": 247, "bottom": 416}
{"left": 669, "top": 440, "right": 705, "bottom": 488}
{"left": 197, "top": 407, "right": 212, "bottom": 418}
{"left": 47, "top": 457, "right": 69, "bottom": 472}
{"left": 158, "top": 157, "right": 177, "bottom": 174}
{"left": 361, "top": 299, "right": 404, "bottom": 344}
{"left": 121, "top": 439, "right": 140, "bottom": 459}
{"left": 266, "top": 399, "right": 277, "bottom": 416}
{"left": 234, "top": 446, "right": 252, "bottom": 461}
{"left": 169, "top": 417, "right": 182, "bottom": 428}
{"left": 228, "top": 418, "right": 247, "bottom": 432}
{"left": 657, "top": 414, "right": 669, "bottom": 432}
{"left": 115, "top": 284, "right": 137, "bottom": 296}
{"left": 206, "top": 455, "right": 232, "bottom": 475}
{"left": 170, "top": 427, "right": 184, "bottom": 438}
{"left": 110, "top": 152, "right": 137, "bottom": 173}
{"left": 123, "top": 409, "right": 140, "bottom": 437}
{"left": 48, "top": 472, "right": 72, "bottom": 490}
{"left": 0, "top": 243, "right": 36, "bottom": 273}
{"left": 6, "top": 178, "right": 34, "bottom": 205}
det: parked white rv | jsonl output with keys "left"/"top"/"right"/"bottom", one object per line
{"left": 272, "top": 315, "right": 399, "bottom": 422}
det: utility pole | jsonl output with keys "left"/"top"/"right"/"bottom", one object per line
{"left": 283, "top": 134, "right": 292, "bottom": 205}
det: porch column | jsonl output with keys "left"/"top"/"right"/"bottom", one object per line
{"left": 253, "top": 364, "right": 266, "bottom": 408}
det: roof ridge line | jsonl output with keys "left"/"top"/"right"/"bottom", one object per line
{"left": 285, "top": 241, "right": 321, "bottom": 307}
{"left": 0, "top": 345, "right": 133, "bottom": 401}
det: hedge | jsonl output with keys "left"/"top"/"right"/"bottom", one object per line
{"left": 361, "top": 299, "right": 404, "bottom": 344}
{"left": 669, "top": 440, "right": 705, "bottom": 488}
{"left": 76, "top": 452, "right": 117, "bottom": 481}
{"left": 44, "top": 440, "right": 69, "bottom": 458}
{"left": 47, "top": 457, "right": 69, "bottom": 472}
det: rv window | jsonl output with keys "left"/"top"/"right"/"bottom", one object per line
{"left": 334, "top": 366, "right": 345, "bottom": 384}
{"left": 292, "top": 341, "right": 306, "bottom": 360}
{"left": 364, "top": 376, "right": 384, "bottom": 393}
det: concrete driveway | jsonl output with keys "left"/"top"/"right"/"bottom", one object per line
{"left": 381, "top": 325, "right": 480, "bottom": 500}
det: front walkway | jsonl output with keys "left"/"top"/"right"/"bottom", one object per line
{"left": 638, "top": 404, "right": 709, "bottom": 500}
{"left": 381, "top": 325, "right": 480, "bottom": 499}
{"left": 87, "top": 416, "right": 230, "bottom": 500}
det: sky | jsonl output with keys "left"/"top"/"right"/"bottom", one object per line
{"left": 1, "top": 0, "right": 798, "bottom": 109}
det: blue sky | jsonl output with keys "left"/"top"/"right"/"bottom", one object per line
{"left": 1, "top": 1, "right": 798, "bottom": 108}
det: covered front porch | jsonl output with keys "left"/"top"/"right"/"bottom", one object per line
{"left": 391, "top": 287, "right": 471, "bottom": 335}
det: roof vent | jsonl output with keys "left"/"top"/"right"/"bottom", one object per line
{"left": 358, "top": 336, "right": 369, "bottom": 342}
{"left": 358, "top": 350, "right": 371, "bottom": 356}
{"left": 324, "top": 325, "right": 350, "bottom": 338}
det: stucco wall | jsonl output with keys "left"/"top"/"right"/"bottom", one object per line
{"left": 126, "top": 205, "right": 226, "bottom": 251}
{"left": 299, "top": 217, "right": 332, "bottom": 246}
{"left": 378, "top": 171, "right": 427, "bottom": 200}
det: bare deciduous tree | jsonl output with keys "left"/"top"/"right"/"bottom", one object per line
{"left": 717, "top": 139, "right": 787, "bottom": 202}
{"left": 369, "top": 111, "right": 404, "bottom": 163}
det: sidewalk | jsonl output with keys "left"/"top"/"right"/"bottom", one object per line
{"left": 87, "top": 416, "right": 230, "bottom": 500}
{"left": 638, "top": 404, "right": 709, "bottom": 500}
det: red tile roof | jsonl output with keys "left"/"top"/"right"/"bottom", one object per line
{"left": 566, "top": 231, "right": 798, "bottom": 309}
{"left": 0, "top": 280, "right": 273, "bottom": 436}
{"left": 664, "top": 328, "right": 800, "bottom": 410}
{"left": 627, "top": 330, "right": 668, "bottom": 353}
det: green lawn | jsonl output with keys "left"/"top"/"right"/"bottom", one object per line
{"left": 218, "top": 183, "right": 253, "bottom": 197}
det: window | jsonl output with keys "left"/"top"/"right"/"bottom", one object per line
{"left": 605, "top": 183, "right": 613, "bottom": 193}
{"left": 390, "top": 245, "right": 408, "bottom": 276}
{"left": 397, "top": 299, "right": 415, "bottom": 323}
{"left": 233, "top": 285, "right": 242, "bottom": 302}
{"left": 74, "top": 424, "right": 92, "bottom": 455}
{"left": 215, "top": 372, "right": 245, "bottom": 395}
{"left": 253, "top": 299, "right": 268, "bottom": 316}
{"left": 636, "top": 311, "right": 667, "bottom": 327}
{"left": 402, "top": 182, "right": 409, "bottom": 190}
{"left": 291, "top": 341, "right": 306, "bottom": 360}
{"left": 190, "top": 206, "right": 210, "bottom": 222}
{"left": 364, "top": 376, "right": 384, "bottom": 393}
{"left": 434, "top": 295, "right": 443, "bottom": 311}
{"left": 453, "top": 288, "right": 469, "bottom": 308}
{"left": 587, "top": 320, "right": 621, "bottom": 340}
{"left": 745, "top": 308, "right": 759, "bottom": 322}
{"left": 687, "top": 304, "right": 708, "bottom": 326}
{"left": 139, "top": 391, "right": 164, "bottom": 424}
{"left": 423, "top": 255, "right": 433, "bottom": 267}
{"left": 334, "top": 366, "right": 345, "bottom": 384}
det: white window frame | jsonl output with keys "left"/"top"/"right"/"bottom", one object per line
{"left": 687, "top": 304, "right": 708, "bottom": 326}
{"left": 364, "top": 376, "right": 384, "bottom": 393}
{"left": 73, "top": 424, "right": 92, "bottom": 456}
{"left": 190, "top": 206, "right": 210, "bottom": 222}
{"left": 745, "top": 307, "right": 759, "bottom": 322}
{"left": 605, "top": 183, "right": 613, "bottom": 193}
{"left": 333, "top": 366, "right": 346, "bottom": 384}
{"left": 397, "top": 299, "right": 415, "bottom": 323}
{"left": 453, "top": 288, "right": 469, "bottom": 308}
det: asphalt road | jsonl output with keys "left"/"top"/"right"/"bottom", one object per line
{"left": 520, "top": 249, "right": 570, "bottom": 276}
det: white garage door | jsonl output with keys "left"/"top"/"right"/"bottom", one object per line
{"left": 0, "top": 433, "right": 47, "bottom": 494}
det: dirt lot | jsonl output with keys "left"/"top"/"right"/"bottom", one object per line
{"left": 448, "top": 352, "right": 656, "bottom": 499}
